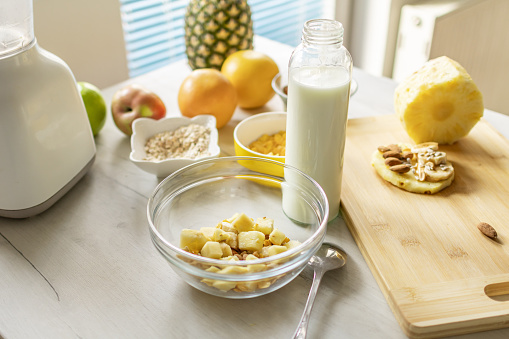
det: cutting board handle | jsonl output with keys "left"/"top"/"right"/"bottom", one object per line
{"left": 484, "top": 281, "right": 509, "bottom": 302}
{"left": 391, "top": 274, "right": 509, "bottom": 337}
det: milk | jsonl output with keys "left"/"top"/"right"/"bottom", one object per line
{"left": 283, "top": 66, "right": 350, "bottom": 223}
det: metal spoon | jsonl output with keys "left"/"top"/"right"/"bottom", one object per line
{"left": 293, "top": 242, "right": 348, "bottom": 339}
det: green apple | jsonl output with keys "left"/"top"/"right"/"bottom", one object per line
{"left": 78, "top": 81, "right": 107, "bottom": 136}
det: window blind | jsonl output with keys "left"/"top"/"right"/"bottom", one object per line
{"left": 119, "top": 0, "right": 328, "bottom": 77}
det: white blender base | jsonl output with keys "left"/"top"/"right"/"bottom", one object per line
{"left": 0, "top": 42, "right": 96, "bottom": 218}
{"left": 0, "top": 155, "right": 95, "bottom": 218}
{"left": 1, "top": 2, "right": 96, "bottom": 219}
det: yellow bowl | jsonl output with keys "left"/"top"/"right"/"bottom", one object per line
{"left": 233, "top": 112, "right": 286, "bottom": 176}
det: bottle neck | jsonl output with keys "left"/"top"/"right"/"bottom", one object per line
{"left": 301, "top": 19, "right": 343, "bottom": 47}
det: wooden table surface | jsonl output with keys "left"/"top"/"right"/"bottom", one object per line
{"left": 1, "top": 36, "right": 508, "bottom": 339}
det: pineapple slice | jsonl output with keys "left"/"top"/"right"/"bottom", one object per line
{"left": 371, "top": 143, "right": 454, "bottom": 194}
{"left": 394, "top": 56, "right": 484, "bottom": 144}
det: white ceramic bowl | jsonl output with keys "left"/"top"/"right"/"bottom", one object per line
{"left": 130, "top": 115, "right": 220, "bottom": 177}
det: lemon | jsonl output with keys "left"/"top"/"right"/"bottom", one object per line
{"left": 394, "top": 56, "right": 484, "bottom": 145}
{"left": 178, "top": 69, "right": 238, "bottom": 129}
{"left": 221, "top": 50, "right": 279, "bottom": 109}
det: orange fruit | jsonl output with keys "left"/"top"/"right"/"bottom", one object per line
{"left": 221, "top": 50, "right": 279, "bottom": 109}
{"left": 178, "top": 69, "right": 238, "bottom": 128}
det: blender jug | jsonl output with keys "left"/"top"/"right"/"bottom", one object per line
{"left": 0, "top": 0, "right": 96, "bottom": 218}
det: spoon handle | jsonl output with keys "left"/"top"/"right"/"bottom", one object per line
{"left": 292, "top": 269, "right": 324, "bottom": 339}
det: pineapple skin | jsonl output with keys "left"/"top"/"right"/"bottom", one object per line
{"left": 395, "top": 56, "right": 484, "bottom": 145}
{"left": 184, "top": 0, "right": 254, "bottom": 70}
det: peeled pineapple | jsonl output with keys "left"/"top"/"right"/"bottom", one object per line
{"left": 394, "top": 56, "right": 484, "bottom": 144}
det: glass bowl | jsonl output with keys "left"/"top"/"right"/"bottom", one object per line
{"left": 147, "top": 156, "right": 328, "bottom": 299}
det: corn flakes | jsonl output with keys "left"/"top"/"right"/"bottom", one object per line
{"left": 248, "top": 130, "right": 286, "bottom": 156}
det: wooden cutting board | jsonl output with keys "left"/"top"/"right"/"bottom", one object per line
{"left": 341, "top": 114, "right": 509, "bottom": 338}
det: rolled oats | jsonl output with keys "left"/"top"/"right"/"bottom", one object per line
{"left": 144, "top": 124, "right": 211, "bottom": 161}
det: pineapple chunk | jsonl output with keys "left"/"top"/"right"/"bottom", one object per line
{"left": 218, "top": 266, "right": 248, "bottom": 274}
{"left": 231, "top": 213, "right": 254, "bottom": 232}
{"left": 247, "top": 263, "right": 266, "bottom": 273}
{"left": 205, "top": 266, "right": 220, "bottom": 273}
{"left": 284, "top": 240, "right": 302, "bottom": 250}
{"left": 394, "top": 56, "right": 483, "bottom": 144}
{"left": 257, "top": 280, "right": 272, "bottom": 289}
{"left": 245, "top": 254, "right": 266, "bottom": 273}
{"left": 225, "top": 213, "right": 240, "bottom": 223}
{"left": 201, "top": 278, "right": 214, "bottom": 286}
{"left": 261, "top": 245, "right": 288, "bottom": 257}
{"left": 219, "top": 242, "right": 233, "bottom": 257}
{"left": 201, "top": 241, "right": 223, "bottom": 259}
{"left": 221, "top": 255, "right": 239, "bottom": 261}
{"left": 245, "top": 254, "right": 258, "bottom": 260}
{"left": 211, "top": 280, "right": 237, "bottom": 291}
{"left": 238, "top": 231, "right": 265, "bottom": 252}
{"left": 200, "top": 227, "right": 229, "bottom": 242}
{"left": 218, "top": 221, "right": 236, "bottom": 233}
{"left": 224, "top": 232, "right": 238, "bottom": 249}
{"left": 236, "top": 281, "right": 258, "bottom": 292}
{"left": 180, "top": 229, "right": 208, "bottom": 252}
{"left": 269, "top": 228, "right": 286, "bottom": 245}
{"left": 254, "top": 217, "right": 274, "bottom": 235}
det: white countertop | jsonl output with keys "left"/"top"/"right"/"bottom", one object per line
{"left": 1, "top": 36, "right": 508, "bottom": 339}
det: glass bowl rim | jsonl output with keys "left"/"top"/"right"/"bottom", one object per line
{"left": 147, "top": 156, "right": 329, "bottom": 268}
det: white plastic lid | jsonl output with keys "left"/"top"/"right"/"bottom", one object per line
{"left": 0, "top": 0, "right": 35, "bottom": 57}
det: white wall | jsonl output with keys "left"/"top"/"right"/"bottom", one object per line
{"left": 347, "top": 0, "right": 419, "bottom": 77}
{"left": 428, "top": 0, "right": 509, "bottom": 115}
{"left": 33, "top": 0, "right": 129, "bottom": 89}
{"left": 348, "top": 0, "right": 391, "bottom": 76}
{"left": 334, "top": 0, "right": 353, "bottom": 48}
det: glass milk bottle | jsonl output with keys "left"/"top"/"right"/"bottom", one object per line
{"left": 284, "top": 19, "right": 352, "bottom": 223}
